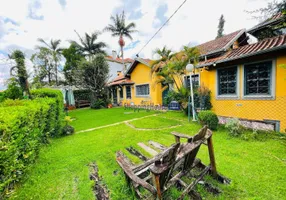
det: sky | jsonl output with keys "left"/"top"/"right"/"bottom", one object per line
{"left": 0, "top": 0, "right": 273, "bottom": 89}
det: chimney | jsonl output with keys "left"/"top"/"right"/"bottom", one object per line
{"left": 233, "top": 41, "right": 239, "bottom": 49}
{"left": 112, "top": 50, "right": 117, "bottom": 59}
{"left": 117, "top": 71, "right": 122, "bottom": 76}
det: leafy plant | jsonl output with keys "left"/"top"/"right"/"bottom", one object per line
{"left": 198, "top": 111, "right": 219, "bottom": 130}
{"left": 3, "top": 78, "right": 23, "bottom": 100}
{"left": 225, "top": 118, "right": 243, "bottom": 137}
{"left": 62, "top": 116, "right": 75, "bottom": 135}
{"left": 91, "top": 99, "right": 106, "bottom": 109}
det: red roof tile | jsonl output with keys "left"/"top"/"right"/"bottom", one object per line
{"left": 198, "top": 34, "right": 286, "bottom": 67}
{"left": 248, "top": 13, "right": 285, "bottom": 33}
{"left": 106, "top": 56, "right": 134, "bottom": 64}
{"left": 108, "top": 75, "right": 134, "bottom": 86}
{"left": 196, "top": 29, "right": 245, "bottom": 56}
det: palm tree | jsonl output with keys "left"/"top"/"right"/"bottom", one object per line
{"left": 151, "top": 46, "right": 173, "bottom": 73}
{"left": 37, "top": 38, "right": 62, "bottom": 85}
{"left": 104, "top": 11, "right": 137, "bottom": 71}
{"left": 9, "top": 50, "right": 31, "bottom": 98}
{"left": 71, "top": 30, "right": 107, "bottom": 61}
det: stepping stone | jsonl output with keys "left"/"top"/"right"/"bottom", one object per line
{"left": 148, "top": 141, "right": 167, "bottom": 151}
{"left": 137, "top": 142, "right": 158, "bottom": 156}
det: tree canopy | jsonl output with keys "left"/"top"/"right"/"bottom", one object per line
{"left": 216, "top": 14, "right": 225, "bottom": 39}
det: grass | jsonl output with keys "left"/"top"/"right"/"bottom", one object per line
{"left": 69, "top": 107, "right": 155, "bottom": 131}
{"left": 11, "top": 108, "right": 286, "bottom": 199}
{"left": 129, "top": 115, "right": 181, "bottom": 129}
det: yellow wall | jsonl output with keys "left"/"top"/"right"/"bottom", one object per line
{"left": 120, "top": 63, "right": 163, "bottom": 105}
{"left": 199, "top": 56, "right": 286, "bottom": 132}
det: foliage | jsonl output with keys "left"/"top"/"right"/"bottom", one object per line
{"left": 77, "top": 55, "right": 109, "bottom": 105}
{"left": 3, "top": 78, "right": 23, "bottom": 100}
{"left": 31, "top": 47, "right": 54, "bottom": 85}
{"left": 73, "top": 89, "right": 91, "bottom": 101}
{"left": 62, "top": 44, "right": 85, "bottom": 85}
{"left": 36, "top": 38, "right": 62, "bottom": 85}
{"left": 62, "top": 116, "right": 75, "bottom": 135}
{"left": 0, "top": 95, "right": 63, "bottom": 198}
{"left": 196, "top": 84, "right": 212, "bottom": 110}
{"left": 225, "top": 118, "right": 244, "bottom": 137}
{"left": 198, "top": 111, "right": 219, "bottom": 130}
{"left": 9, "top": 50, "right": 31, "bottom": 98}
{"left": 71, "top": 31, "right": 107, "bottom": 60}
{"left": 104, "top": 11, "right": 137, "bottom": 40}
{"left": 31, "top": 88, "right": 64, "bottom": 136}
{"left": 216, "top": 14, "right": 225, "bottom": 39}
{"left": 91, "top": 99, "right": 106, "bottom": 109}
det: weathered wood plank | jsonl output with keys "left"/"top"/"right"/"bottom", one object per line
{"left": 178, "top": 166, "right": 210, "bottom": 200}
{"left": 138, "top": 142, "right": 158, "bottom": 156}
{"left": 116, "top": 151, "right": 157, "bottom": 195}
{"left": 148, "top": 141, "right": 167, "bottom": 151}
{"left": 126, "top": 147, "right": 148, "bottom": 161}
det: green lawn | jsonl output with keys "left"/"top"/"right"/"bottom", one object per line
{"left": 69, "top": 107, "right": 155, "bottom": 131}
{"left": 11, "top": 108, "right": 286, "bottom": 199}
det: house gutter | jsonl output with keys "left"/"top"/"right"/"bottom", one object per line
{"left": 197, "top": 44, "right": 286, "bottom": 68}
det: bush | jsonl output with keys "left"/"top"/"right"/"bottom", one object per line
{"left": 198, "top": 111, "right": 219, "bottom": 130}
{"left": 0, "top": 95, "right": 63, "bottom": 198}
{"left": 73, "top": 89, "right": 91, "bottom": 101}
{"left": 91, "top": 99, "right": 106, "bottom": 109}
{"left": 62, "top": 116, "right": 75, "bottom": 135}
{"left": 3, "top": 78, "right": 23, "bottom": 100}
{"left": 225, "top": 118, "right": 243, "bottom": 137}
{"left": 31, "top": 88, "right": 64, "bottom": 136}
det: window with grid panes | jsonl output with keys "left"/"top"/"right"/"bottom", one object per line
{"left": 184, "top": 74, "right": 200, "bottom": 89}
{"left": 244, "top": 61, "right": 272, "bottom": 95}
{"left": 136, "top": 84, "right": 149, "bottom": 96}
{"left": 126, "top": 86, "right": 131, "bottom": 99}
{"left": 218, "top": 67, "right": 237, "bottom": 95}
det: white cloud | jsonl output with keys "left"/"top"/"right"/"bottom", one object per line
{"left": 0, "top": 0, "right": 273, "bottom": 88}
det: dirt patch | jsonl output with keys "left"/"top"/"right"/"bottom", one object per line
{"left": 89, "top": 163, "right": 109, "bottom": 200}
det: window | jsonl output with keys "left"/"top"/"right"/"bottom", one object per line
{"left": 136, "top": 84, "right": 150, "bottom": 96}
{"left": 244, "top": 61, "right": 272, "bottom": 96}
{"left": 126, "top": 86, "right": 131, "bottom": 99}
{"left": 119, "top": 87, "right": 123, "bottom": 99}
{"left": 185, "top": 74, "right": 200, "bottom": 89}
{"left": 218, "top": 67, "right": 237, "bottom": 95}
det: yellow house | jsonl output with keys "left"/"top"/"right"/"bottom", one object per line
{"left": 191, "top": 30, "right": 286, "bottom": 132}
{"left": 108, "top": 58, "right": 163, "bottom": 106}
{"left": 108, "top": 30, "right": 286, "bottom": 132}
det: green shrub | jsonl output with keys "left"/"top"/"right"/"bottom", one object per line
{"left": 62, "top": 116, "right": 75, "bottom": 135}
{"left": 31, "top": 89, "right": 64, "bottom": 136}
{"left": 225, "top": 118, "right": 243, "bottom": 137}
{"left": 91, "top": 99, "right": 106, "bottom": 109}
{"left": 198, "top": 111, "right": 219, "bottom": 130}
{"left": 0, "top": 97, "right": 62, "bottom": 198}
{"left": 3, "top": 78, "right": 23, "bottom": 100}
{"left": 74, "top": 89, "right": 91, "bottom": 101}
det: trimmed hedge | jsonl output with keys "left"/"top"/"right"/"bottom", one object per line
{"left": 0, "top": 89, "right": 64, "bottom": 198}
{"left": 198, "top": 110, "right": 219, "bottom": 130}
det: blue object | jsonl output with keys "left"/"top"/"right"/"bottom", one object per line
{"left": 168, "top": 101, "right": 180, "bottom": 110}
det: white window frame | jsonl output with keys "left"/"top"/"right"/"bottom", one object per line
{"left": 216, "top": 66, "right": 240, "bottom": 99}
{"left": 242, "top": 59, "right": 276, "bottom": 100}
{"left": 135, "top": 83, "right": 150, "bottom": 97}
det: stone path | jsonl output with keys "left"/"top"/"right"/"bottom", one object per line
{"left": 124, "top": 121, "right": 182, "bottom": 131}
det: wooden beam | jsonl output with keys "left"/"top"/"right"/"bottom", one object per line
{"left": 148, "top": 141, "right": 167, "bottom": 151}
{"left": 138, "top": 143, "right": 158, "bottom": 156}
{"left": 207, "top": 135, "right": 218, "bottom": 178}
{"left": 178, "top": 166, "right": 210, "bottom": 200}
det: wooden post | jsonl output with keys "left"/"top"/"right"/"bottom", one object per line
{"left": 207, "top": 135, "right": 218, "bottom": 177}
{"left": 152, "top": 173, "right": 162, "bottom": 200}
{"left": 174, "top": 136, "right": 180, "bottom": 143}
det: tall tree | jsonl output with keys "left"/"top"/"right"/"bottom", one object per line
{"left": 9, "top": 50, "right": 31, "bottom": 98}
{"left": 62, "top": 44, "right": 85, "bottom": 85}
{"left": 71, "top": 31, "right": 107, "bottom": 61}
{"left": 216, "top": 14, "right": 225, "bottom": 39}
{"left": 31, "top": 47, "right": 54, "bottom": 85}
{"left": 77, "top": 55, "right": 109, "bottom": 105}
{"left": 104, "top": 11, "right": 137, "bottom": 71}
{"left": 36, "top": 38, "right": 62, "bottom": 85}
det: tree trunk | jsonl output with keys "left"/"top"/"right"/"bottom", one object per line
{"left": 55, "top": 61, "right": 58, "bottom": 85}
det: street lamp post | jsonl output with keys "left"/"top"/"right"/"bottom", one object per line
{"left": 186, "top": 63, "right": 196, "bottom": 121}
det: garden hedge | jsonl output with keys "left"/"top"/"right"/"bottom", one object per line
{"left": 0, "top": 88, "right": 64, "bottom": 198}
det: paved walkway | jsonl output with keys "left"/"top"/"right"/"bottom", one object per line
{"left": 76, "top": 114, "right": 158, "bottom": 134}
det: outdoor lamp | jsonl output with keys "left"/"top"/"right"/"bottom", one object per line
{"left": 186, "top": 63, "right": 196, "bottom": 122}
